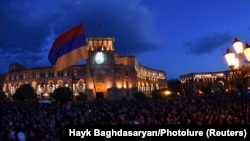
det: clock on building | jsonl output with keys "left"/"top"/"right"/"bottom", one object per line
{"left": 95, "top": 52, "right": 105, "bottom": 64}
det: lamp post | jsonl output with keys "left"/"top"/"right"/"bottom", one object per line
{"left": 224, "top": 37, "right": 250, "bottom": 96}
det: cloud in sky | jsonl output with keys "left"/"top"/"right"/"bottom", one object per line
{"left": 0, "top": 0, "right": 162, "bottom": 73}
{"left": 183, "top": 32, "right": 233, "bottom": 55}
{"left": 2, "top": 0, "right": 249, "bottom": 79}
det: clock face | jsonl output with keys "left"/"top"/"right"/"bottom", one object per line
{"left": 95, "top": 52, "right": 105, "bottom": 64}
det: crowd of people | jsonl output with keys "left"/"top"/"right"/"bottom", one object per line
{"left": 0, "top": 93, "right": 249, "bottom": 140}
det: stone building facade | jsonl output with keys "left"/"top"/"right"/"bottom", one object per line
{"left": 0, "top": 37, "right": 168, "bottom": 100}
{"left": 180, "top": 70, "right": 250, "bottom": 96}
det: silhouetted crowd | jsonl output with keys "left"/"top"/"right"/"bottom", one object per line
{"left": 0, "top": 94, "right": 249, "bottom": 141}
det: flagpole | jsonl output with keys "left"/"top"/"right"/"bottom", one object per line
{"left": 71, "top": 73, "right": 75, "bottom": 101}
{"left": 89, "top": 63, "right": 97, "bottom": 99}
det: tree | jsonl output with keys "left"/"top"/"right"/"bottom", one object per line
{"left": 75, "top": 92, "right": 87, "bottom": 101}
{"left": 0, "top": 91, "right": 7, "bottom": 100}
{"left": 133, "top": 91, "right": 147, "bottom": 100}
{"left": 151, "top": 89, "right": 164, "bottom": 99}
{"left": 167, "top": 79, "right": 183, "bottom": 96}
{"left": 12, "top": 84, "right": 37, "bottom": 101}
{"left": 201, "top": 85, "right": 212, "bottom": 95}
{"left": 52, "top": 87, "right": 73, "bottom": 103}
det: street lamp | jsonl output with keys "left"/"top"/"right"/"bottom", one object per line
{"left": 224, "top": 38, "right": 250, "bottom": 69}
{"left": 224, "top": 37, "right": 250, "bottom": 95}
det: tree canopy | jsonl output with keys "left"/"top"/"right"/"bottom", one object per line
{"left": 133, "top": 91, "right": 147, "bottom": 100}
{"left": 12, "top": 84, "right": 37, "bottom": 101}
{"left": 52, "top": 87, "right": 73, "bottom": 103}
{"left": 0, "top": 91, "right": 7, "bottom": 100}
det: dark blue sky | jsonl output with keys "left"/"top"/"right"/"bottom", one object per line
{"left": 1, "top": 0, "right": 250, "bottom": 79}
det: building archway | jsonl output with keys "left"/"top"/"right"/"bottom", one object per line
{"left": 95, "top": 82, "right": 107, "bottom": 100}
{"left": 47, "top": 80, "right": 54, "bottom": 94}
{"left": 57, "top": 80, "right": 63, "bottom": 87}
{"left": 32, "top": 81, "right": 37, "bottom": 89}
{"left": 217, "top": 80, "right": 224, "bottom": 94}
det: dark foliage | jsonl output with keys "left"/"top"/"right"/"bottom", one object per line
{"left": 133, "top": 91, "right": 147, "bottom": 100}
{"left": 151, "top": 89, "right": 164, "bottom": 99}
{"left": 12, "top": 84, "right": 37, "bottom": 101}
{"left": 52, "top": 87, "right": 73, "bottom": 103}
{"left": 75, "top": 92, "right": 87, "bottom": 101}
{"left": 167, "top": 79, "right": 183, "bottom": 96}
{"left": 0, "top": 91, "right": 7, "bottom": 100}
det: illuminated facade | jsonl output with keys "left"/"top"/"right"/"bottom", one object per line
{"left": 0, "top": 37, "right": 168, "bottom": 100}
{"left": 180, "top": 70, "right": 250, "bottom": 96}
